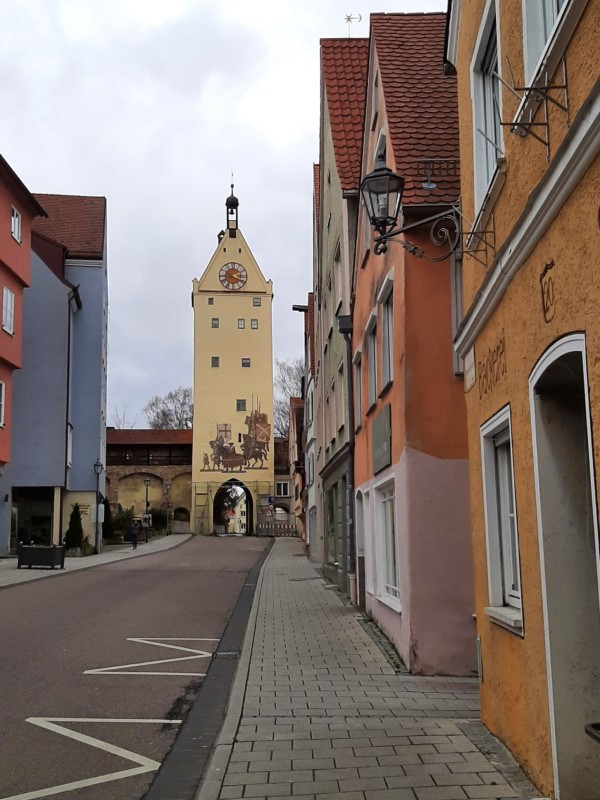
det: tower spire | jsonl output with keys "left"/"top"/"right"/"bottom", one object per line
{"left": 226, "top": 177, "right": 239, "bottom": 234}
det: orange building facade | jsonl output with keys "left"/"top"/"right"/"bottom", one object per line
{"left": 448, "top": 0, "right": 600, "bottom": 795}
{"left": 352, "top": 14, "right": 476, "bottom": 676}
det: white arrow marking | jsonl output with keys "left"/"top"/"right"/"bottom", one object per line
{"left": 84, "top": 637, "right": 219, "bottom": 676}
{"left": 1, "top": 717, "right": 181, "bottom": 800}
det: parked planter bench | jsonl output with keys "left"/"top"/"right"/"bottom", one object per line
{"left": 17, "top": 545, "right": 65, "bottom": 570}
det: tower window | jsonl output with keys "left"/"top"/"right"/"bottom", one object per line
{"left": 251, "top": 319, "right": 258, "bottom": 329}
{"left": 211, "top": 356, "right": 220, "bottom": 367}
{"left": 208, "top": 297, "right": 214, "bottom": 305}
{"left": 236, "top": 399, "right": 247, "bottom": 411}
{"left": 253, "top": 297, "right": 261, "bottom": 307}
{"left": 238, "top": 319, "right": 245, "bottom": 329}
{"left": 241, "top": 358, "right": 251, "bottom": 368}
{"left": 211, "top": 318, "right": 219, "bottom": 328}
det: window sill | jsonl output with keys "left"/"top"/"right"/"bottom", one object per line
{"left": 484, "top": 605, "right": 524, "bottom": 635}
{"left": 376, "top": 593, "right": 402, "bottom": 614}
{"left": 2, "top": 327, "right": 14, "bottom": 336}
{"left": 378, "top": 380, "right": 393, "bottom": 399}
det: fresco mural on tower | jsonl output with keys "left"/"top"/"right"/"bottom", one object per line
{"left": 202, "top": 399, "right": 271, "bottom": 473}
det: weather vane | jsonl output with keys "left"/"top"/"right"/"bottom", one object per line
{"left": 345, "top": 13, "right": 362, "bottom": 37}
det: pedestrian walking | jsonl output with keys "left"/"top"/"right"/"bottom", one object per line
{"left": 130, "top": 519, "right": 138, "bottom": 549}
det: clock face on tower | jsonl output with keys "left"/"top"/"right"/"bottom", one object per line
{"left": 219, "top": 262, "right": 248, "bottom": 290}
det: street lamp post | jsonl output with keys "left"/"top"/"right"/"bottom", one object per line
{"left": 144, "top": 478, "right": 150, "bottom": 543}
{"left": 93, "top": 460, "right": 104, "bottom": 554}
{"left": 165, "top": 481, "right": 171, "bottom": 536}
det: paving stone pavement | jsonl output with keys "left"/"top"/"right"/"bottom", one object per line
{"left": 196, "top": 539, "right": 543, "bottom": 800}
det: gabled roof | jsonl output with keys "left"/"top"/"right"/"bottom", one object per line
{"left": 371, "top": 13, "right": 460, "bottom": 205}
{"left": 107, "top": 429, "right": 193, "bottom": 446}
{"left": 321, "top": 38, "right": 369, "bottom": 192}
{"left": 33, "top": 194, "right": 106, "bottom": 259}
{"left": 0, "top": 154, "right": 47, "bottom": 218}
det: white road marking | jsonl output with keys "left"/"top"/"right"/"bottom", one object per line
{"left": 2, "top": 717, "right": 181, "bottom": 800}
{"left": 84, "top": 637, "right": 218, "bottom": 677}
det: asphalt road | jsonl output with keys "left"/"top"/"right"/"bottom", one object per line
{"left": 0, "top": 536, "right": 270, "bottom": 800}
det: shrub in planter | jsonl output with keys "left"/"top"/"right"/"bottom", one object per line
{"left": 65, "top": 504, "right": 84, "bottom": 550}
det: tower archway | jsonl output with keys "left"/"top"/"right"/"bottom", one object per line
{"left": 212, "top": 479, "right": 254, "bottom": 536}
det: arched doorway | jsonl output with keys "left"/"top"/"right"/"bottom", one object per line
{"left": 213, "top": 479, "right": 254, "bottom": 536}
{"left": 172, "top": 507, "right": 190, "bottom": 534}
{"left": 530, "top": 334, "right": 600, "bottom": 798}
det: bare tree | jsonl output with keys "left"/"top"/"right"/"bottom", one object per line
{"left": 273, "top": 358, "right": 304, "bottom": 437}
{"left": 144, "top": 387, "right": 193, "bottom": 429}
{"left": 112, "top": 403, "right": 138, "bottom": 429}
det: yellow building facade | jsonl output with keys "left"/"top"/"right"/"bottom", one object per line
{"left": 448, "top": 0, "right": 600, "bottom": 796}
{"left": 191, "top": 189, "right": 274, "bottom": 535}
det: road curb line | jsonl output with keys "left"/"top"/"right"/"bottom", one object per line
{"left": 194, "top": 540, "right": 276, "bottom": 800}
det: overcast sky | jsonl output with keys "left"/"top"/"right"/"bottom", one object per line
{"left": 1, "top": 0, "right": 445, "bottom": 428}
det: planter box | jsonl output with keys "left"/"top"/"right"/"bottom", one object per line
{"left": 65, "top": 546, "right": 95, "bottom": 558}
{"left": 17, "top": 545, "right": 65, "bottom": 570}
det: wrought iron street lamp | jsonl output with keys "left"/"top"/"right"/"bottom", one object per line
{"left": 164, "top": 481, "right": 171, "bottom": 536}
{"left": 360, "top": 161, "right": 461, "bottom": 259}
{"left": 93, "top": 460, "right": 104, "bottom": 554}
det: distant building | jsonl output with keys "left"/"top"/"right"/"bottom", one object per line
{"left": 288, "top": 396, "right": 305, "bottom": 540}
{"left": 191, "top": 189, "right": 274, "bottom": 535}
{"left": 106, "top": 428, "right": 192, "bottom": 534}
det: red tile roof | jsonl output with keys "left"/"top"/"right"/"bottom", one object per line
{"left": 107, "top": 428, "right": 193, "bottom": 445}
{"left": 307, "top": 292, "right": 315, "bottom": 376}
{"left": 32, "top": 194, "right": 106, "bottom": 259}
{"left": 371, "top": 13, "right": 460, "bottom": 205}
{"left": 0, "top": 154, "right": 47, "bottom": 218}
{"left": 321, "top": 38, "right": 369, "bottom": 192}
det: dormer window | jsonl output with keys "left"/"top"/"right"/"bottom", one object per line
{"left": 11, "top": 207, "right": 21, "bottom": 243}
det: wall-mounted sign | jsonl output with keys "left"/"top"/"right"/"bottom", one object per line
{"left": 372, "top": 404, "right": 392, "bottom": 474}
{"left": 477, "top": 331, "right": 507, "bottom": 400}
{"left": 540, "top": 259, "right": 555, "bottom": 323}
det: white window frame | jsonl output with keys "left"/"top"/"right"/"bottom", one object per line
{"left": 517, "top": 0, "right": 586, "bottom": 125}
{"left": 353, "top": 348, "right": 362, "bottom": 429}
{"left": 481, "top": 405, "right": 523, "bottom": 633}
{"left": 333, "top": 242, "right": 342, "bottom": 314}
{"left": 377, "top": 272, "right": 394, "bottom": 388}
{"left": 276, "top": 481, "right": 289, "bottom": 497}
{"left": 365, "top": 309, "right": 378, "bottom": 409}
{"left": 374, "top": 478, "right": 401, "bottom": 611}
{"left": 0, "top": 381, "right": 5, "bottom": 426}
{"left": 3, "top": 287, "right": 15, "bottom": 335}
{"left": 471, "top": 0, "right": 503, "bottom": 213}
{"left": 11, "top": 207, "right": 21, "bottom": 243}
{"left": 523, "top": 0, "right": 567, "bottom": 82}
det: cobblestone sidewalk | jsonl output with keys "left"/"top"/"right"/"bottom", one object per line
{"left": 197, "top": 539, "right": 541, "bottom": 800}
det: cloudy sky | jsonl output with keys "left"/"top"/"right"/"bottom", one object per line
{"left": 1, "top": 0, "right": 444, "bottom": 428}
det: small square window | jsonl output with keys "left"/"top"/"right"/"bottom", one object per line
{"left": 241, "top": 358, "right": 251, "bottom": 368}
{"left": 236, "top": 399, "right": 246, "bottom": 411}
{"left": 251, "top": 319, "right": 258, "bottom": 329}
{"left": 11, "top": 207, "right": 21, "bottom": 243}
{"left": 238, "top": 319, "right": 245, "bottom": 329}
{"left": 211, "top": 356, "right": 220, "bottom": 367}
{"left": 253, "top": 297, "right": 261, "bottom": 307}
{"left": 211, "top": 318, "right": 219, "bottom": 328}
{"left": 208, "top": 297, "right": 214, "bottom": 305}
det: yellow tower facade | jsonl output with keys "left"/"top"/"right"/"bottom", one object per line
{"left": 191, "top": 189, "right": 274, "bottom": 535}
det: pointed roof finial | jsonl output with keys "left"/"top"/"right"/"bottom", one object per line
{"left": 226, "top": 173, "right": 239, "bottom": 211}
